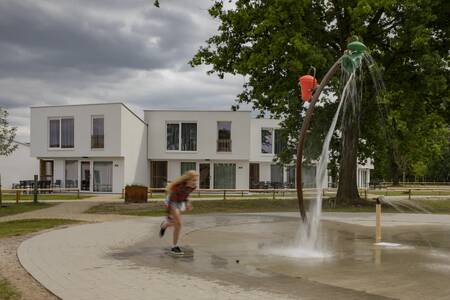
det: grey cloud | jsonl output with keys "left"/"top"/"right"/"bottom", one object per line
{"left": 0, "top": 0, "right": 246, "bottom": 141}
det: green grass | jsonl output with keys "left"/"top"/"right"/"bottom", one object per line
{"left": 0, "top": 203, "right": 54, "bottom": 217}
{"left": 87, "top": 198, "right": 450, "bottom": 217}
{"left": 0, "top": 278, "right": 20, "bottom": 300}
{"left": 370, "top": 190, "right": 450, "bottom": 196}
{"left": 1, "top": 194, "right": 93, "bottom": 201}
{"left": 0, "top": 219, "right": 80, "bottom": 238}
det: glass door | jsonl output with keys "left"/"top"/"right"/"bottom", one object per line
{"left": 249, "top": 163, "right": 259, "bottom": 189}
{"left": 199, "top": 163, "right": 210, "bottom": 189}
{"left": 81, "top": 162, "right": 91, "bottom": 191}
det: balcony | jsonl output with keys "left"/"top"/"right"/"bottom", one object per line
{"left": 217, "top": 139, "right": 232, "bottom": 152}
{"left": 91, "top": 135, "right": 104, "bottom": 149}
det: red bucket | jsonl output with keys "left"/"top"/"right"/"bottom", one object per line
{"left": 299, "top": 75, "right": 317, "bottom": 102}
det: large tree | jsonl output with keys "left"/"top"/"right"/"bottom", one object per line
{"left": 191, "top": 0, "right": 449, "bottom": 203}
{"left": 0, "top": 108, "right": 18, "bottom": 156}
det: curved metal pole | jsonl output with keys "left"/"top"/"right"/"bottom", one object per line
{"left": 296, "top": 60, "right": 341, "bottom": 221}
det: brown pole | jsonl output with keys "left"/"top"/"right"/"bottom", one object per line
{"left": 296, "top": 60, "right": 341, "bottom": 221}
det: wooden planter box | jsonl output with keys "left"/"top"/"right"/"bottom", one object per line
{"left": 124, "top": 186, "right": 148, "bottom": 203}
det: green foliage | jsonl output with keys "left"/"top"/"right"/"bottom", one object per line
{"left": 0, "top": 108, "right": 18, "bottom": 156}
{"left": 191, "top": 0, "right": 449, "bottom": 183}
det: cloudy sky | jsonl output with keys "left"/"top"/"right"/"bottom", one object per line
{"left": 0, "top": 0, "right": 247, "bottom": 142}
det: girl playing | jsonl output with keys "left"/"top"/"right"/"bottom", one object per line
{"left": 159, "top": 170, "right": 198, "bottom": 255}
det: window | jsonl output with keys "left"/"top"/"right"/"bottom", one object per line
{"left": 167, "top": 124, "right": 179, "bottom": 150}
{"left": 166, "top": 122, "right": 197, "bottom": 151}
{"left": 49, "top": 117, "right": 74, "bottom": 149}
{"left": 92, "top": 116, "right": 104, "bottom": 149}
{"left": 93, "top": 161, "right": 113, "bottom": 192}
{"left": 271, "top": 164, "right": 284, "bottom": 185}
{"left": 261, "top": 128, "right": 273, "bottom": 153}
{"left": 214, "top": 163, "right": 236, "bottom": 189}
{"left": 181, "top": 123, "right": 197, "bottom": 151}
{"left": 274, "top": 129, "right": 286, "bottom": 155}
{"left": 217, "top": 121, "right": 232, "bottom": 152}
{"left": 261, "top": 128, "right": 286, "bottom": 154}
{"left": 181, "top": 162, "right": 196, "bottom": 175}
{"left": 65, "top": 160, "right": 78, "bottom": 188}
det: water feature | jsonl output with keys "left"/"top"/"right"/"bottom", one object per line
{"left": 278, "top": 41, "right": 388, "bottom": 258}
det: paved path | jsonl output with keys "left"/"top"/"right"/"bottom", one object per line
{"left": 17, "top": 213, "right": 450, "bottom": 300}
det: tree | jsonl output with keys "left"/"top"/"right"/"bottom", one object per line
{"left": 191, "top": 0, "right": 449, "bottom": 204}
{"left": 0, "top": 108, "right": 18, "bottom": 156}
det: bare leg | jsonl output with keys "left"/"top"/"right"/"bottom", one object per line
{"left": 170, "top": 207, "right": 182, "bottom": 246}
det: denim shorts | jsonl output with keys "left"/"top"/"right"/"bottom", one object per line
{"left": 164, "top": 198, "right": 186, "bottom": 212}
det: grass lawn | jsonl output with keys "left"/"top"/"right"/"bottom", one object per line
{"left": 1, "top": 194, "right": 93, "bottom": 201}
{"left": 0, "top": 278, "right": 20, "bottom": 300}
{"left": 370, "top": 190, "right": 450, "bottom": 196}
{"left": 0, "top": 203, "right": 54, "bottom": 217}
{"left": 0, "top": 219, "right": 80, "bottom": 239}
{"left": 86, "top": 198, "right": 450, "bottom": 216}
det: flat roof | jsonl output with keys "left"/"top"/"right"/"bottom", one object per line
{"left": 31, "top": 102, "right": 146, "bottom": 125}
{"left": 144, "top": 109, "right": 251, "bottom": 112}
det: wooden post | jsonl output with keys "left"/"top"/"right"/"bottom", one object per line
{"left": 223, "top": 190, "right": 226, "bottom": 200}
{"left": 375, "top": 200, "right": 382, "bottom": 243}
{"left": 33, "top": 175, "right": 38, "bottom": 204}
{"left": 16, "top": 190, "right": 20, "bottom": 204}
{"left": 273, "top": 189, "right": 275, "bottom": 200}
{"left": 0, "top": 174, "right": 2, "bottom": 206}
{"left": 408, "top": 189, "right": 411, "bottom": 200}
{"left": 77, "top": 189, "right": 80, "bottom": 199}
{"left": 241, "top": 190, "right": 244, "bottom": 197}
{"left": 365, "top": 188, "right": 367, "bottom": 201}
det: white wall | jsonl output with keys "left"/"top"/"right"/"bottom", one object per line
{"left": 0, "top": 143, "right": 39, "bottom": 188}
{"left": 250, "top": 118, "right": 281, "bottom": 162}
{"left": 30, "top": 103, "right": 123, "bottom": 158}
{"left": 121, "top": 106, "right": 148, "bottom": 186}
{"left": 145, "top": 110, "right": 251, "bottom": 161}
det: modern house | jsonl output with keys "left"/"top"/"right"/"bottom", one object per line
{"left": 30, "top": 103, "right": 148, "bottom": 193}
{"left": 28, "top": 103, "right": 373, "bottom": 193}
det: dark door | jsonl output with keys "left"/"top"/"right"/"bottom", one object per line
{"left": 151, "top": 161, "right": 167, "bottom": 188}
{"left": 199, "top": 163, "right": 210, "bottom": 189}
{"left": 81, "top": 161, "right": 91, "bottom": 191}
{"left": 249, "top": 163, "right": 259, "bottom": 189}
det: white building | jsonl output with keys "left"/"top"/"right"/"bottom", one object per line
{"left": 30, "top": 103, "right": 148, "bottom": 193}
{"left": 0, "top": 141, "right": 39, "bottom": 189}
{"left": 27, "top": 103, "right": 373, "bottom": 193}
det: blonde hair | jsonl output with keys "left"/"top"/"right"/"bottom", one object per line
{"left": 166, "top": 170, "right": 199, "bottom": 192}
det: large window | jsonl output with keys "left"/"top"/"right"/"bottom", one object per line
{"left": 214, "top": 163, "right": 236, "bottom": 189}
{"left": 49, "top": 117, "right": 74, "bottom": 148}
{"left": 93, "top": 162, "right": 113, "bottom": 192}
{"left": 217, "top": 121, "right": 232, "bottom": 152}
{"left": 166, "top": 122, "right": 197, "bottom": 151}
{"left": 261, "top": 128, "right": 273, "bottom": 153}
{"left": 92, "top": 116, "right": 104, "bottom": 149}
{"left": 274, "top": 129, "right": 286, "bottom": 155}
{"left": 271, "top": 164, "right": 284, "bottom": 185}
{"left": 65, "top": 160, "right": 78, "bottom": 188}
{"left": 181, "top": 162, "right": 196, "bottom": 175}
{"left": 261, "top": 128, "right": 285, "bottom": 154}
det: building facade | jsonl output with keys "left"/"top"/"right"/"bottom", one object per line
{"left": 28, "top": 103, "right": 373, "bottom": 193}
{"left": 30, "top": 103, "right": 148, "bottom": 193}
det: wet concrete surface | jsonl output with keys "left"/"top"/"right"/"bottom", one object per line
{"left": 112, "top": 214, "right": 450, "bottom": 300}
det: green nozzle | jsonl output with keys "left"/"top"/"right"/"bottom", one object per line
{"left": 347, "top": 41, "right": 367, "bottom": 53}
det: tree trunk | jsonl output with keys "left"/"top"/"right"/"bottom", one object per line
{"left": 336, "top": 96, "right": 361, "bottom": 205}
{"left": 391, "top": 159, "right": 401, "bottom": 186}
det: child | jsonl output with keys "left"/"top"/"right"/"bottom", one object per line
{"left": 159, "top": 170, "right": 198, "bottom": 255}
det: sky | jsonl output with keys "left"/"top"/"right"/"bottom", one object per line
{"left": 0, "top": 0, "right": 248, "bottom": 142}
